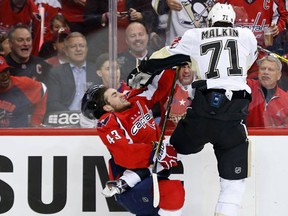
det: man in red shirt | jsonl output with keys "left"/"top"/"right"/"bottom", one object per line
{"left": 0, "top": 56, "right": 47, "bottom": 127}
{"left": 247, "top": 55, "right": 288, "bottom": 127}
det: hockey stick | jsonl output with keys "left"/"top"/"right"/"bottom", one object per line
{"left": 152, "top": 68, "right": 179, "bottom": 208}
{"left": 257, "top": 45, "right": 288, "bottom": 64}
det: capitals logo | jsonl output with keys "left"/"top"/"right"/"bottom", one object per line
{"left": 131, "top": 101, "right": 155, "bottom": 136}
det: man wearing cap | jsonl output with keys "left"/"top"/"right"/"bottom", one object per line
{"left": 45, "top": 28, "right": 70, "bottom": 66}
{"left": 0, "top": 56, "right": 47, "bottom": 127}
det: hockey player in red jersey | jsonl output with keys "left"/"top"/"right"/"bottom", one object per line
{"left": 128, "top": 3, "right": 258, "bottom": 216}
{"left": 0, "top": 56, "right": 47, "bottom": 127}
{"left": 81, "top": 69, "right": 185, "bottom": 215}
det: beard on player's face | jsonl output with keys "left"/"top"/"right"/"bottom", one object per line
{"left": 112, "top": 103, "right": 132, "bottom": 112}
{"left": 106, "top": 99, "right": 131, "bottom": 112}
{"left": 104, "top": 89, "right": 131, "bottom": 113}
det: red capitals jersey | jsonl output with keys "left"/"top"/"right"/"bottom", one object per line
{"left": 0, "top": 76, "right": 47, "bottom": 127}
{"left": 218, "top": 0, "right": 288, "bottom": 46}
{"left": 159, "top": 76, "right": 193, "bottom": 128}
{"left": 0, "top": 0, "right": 42, "bottom": 55}
{"left": 97, "top": 70, "right": 174, "bottom": 170}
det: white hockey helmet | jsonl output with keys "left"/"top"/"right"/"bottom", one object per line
{"left": 207, "top": 3, "right": 235, "bottom": 26}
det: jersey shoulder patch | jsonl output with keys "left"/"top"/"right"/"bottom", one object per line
{"left": 170, "top": 36, "right": 182, "bottom": 49}
{"left": 97, "top": 115, "right": 111, "bottom": 128}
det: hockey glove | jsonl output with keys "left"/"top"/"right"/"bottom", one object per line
{"left": 158, "top": 142, "right": 178, "bottom": 169}
{"left": 127, "top": 62, "right": 152, "bottom": 89}
{"left": 192, "top": 80, "right": 207, "bottom": 91}
{"left": 151, "top": 140, "right": 178, "bottom": 170}
{"left": 101, "top": 179, "right": 129, "bottom": 197}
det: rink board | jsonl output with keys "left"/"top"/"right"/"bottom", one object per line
{"left": 0, "top": 129, "right": 287, "bottom": 216}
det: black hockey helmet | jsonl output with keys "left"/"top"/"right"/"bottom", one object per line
{"left": 81, "top": 85, "right": 108, "bottom": 120}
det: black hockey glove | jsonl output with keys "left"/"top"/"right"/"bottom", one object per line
{"left": 128, "top": 54, "right": 191, "bottom": 88}
{"left": 192, "top": 80, "right": 207, "bottom": 91}
{"left": 127, "top": 61, "right": 153, "bottom": 89}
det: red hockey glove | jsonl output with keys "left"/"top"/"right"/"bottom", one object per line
{"left": 150, "top": 140, "right": 178, "bottom": 170}
{"left": 158, "top": 142, "right": 178, "bottom": 169}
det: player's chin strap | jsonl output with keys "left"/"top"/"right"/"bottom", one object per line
{"left": 257, "top": 45, "right": 288, "bottom": 64}
{"left": 151, "top": 68, "right": 179, "bottom": 208}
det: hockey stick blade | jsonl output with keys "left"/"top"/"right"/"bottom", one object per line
{"left": 152, "top": 173, "right": 160, "bottom": 207}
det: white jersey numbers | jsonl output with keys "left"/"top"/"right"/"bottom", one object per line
{"left": 106, "top": 130, "right": 121, "bottom": 144}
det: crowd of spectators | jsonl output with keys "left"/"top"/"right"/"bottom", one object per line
{"left": 0, "top": 0, "right": 287, "bottom": 128}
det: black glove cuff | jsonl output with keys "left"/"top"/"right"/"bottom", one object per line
{"left": 192, "top": 80, "right": 207, "bottom": 91}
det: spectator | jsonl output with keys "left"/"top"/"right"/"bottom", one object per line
{"left": 118, "top": 21, "right": 154, "bottom": 81}
{"left": 159, "top": 62, "right": 194, "bottom": 128}
{"left": 83, "top": 0, "right": 129, "bottom": 61}
{"left": 0, "top": 0, "right": 42, "bottom": 56}
{"left": 152, "top": 0, "right": 216, "bottom": 46}
{"left": 218, "top": 0, "right": 288, "bottom": 78}
{"left": 83, "top": 0, "right": 108, "bottom": 32}
{"left": 60, "top": 0, "right": 86, "bottom": 34}
{"left": 218, "top": 0, "right": 287, "bottom": 47}
{"left": 5, "top": 25, "right": 52, "bottom": 84}
{"left": 45, "top": 28, "right": 70, "bottom": 66}
{"left": 79, "top": 53, "right": 130, "bottom": 128}
{"left": 95, "top": 53, "right": 130, "bottom": 92}
{"left": 0, "top": 31, "right": 11, "bottom": 56}
{"left": 278, "top": 52, "right": 288, "bottom": 91}
{"left": 247, "top": 55, "right": 288, "bottom": 127}
{"left": 39, "top": 13, "right": 70, "bottom": 59}
{"left": 0, "top": 56, "right": 47, "bottom": 128}
{"left": 81, "top": 69, "right": 184, "bottom": 216}
{"left": 84, "top": 1, "right": 160, "bottom": 57}
{"left": 34, "top": 0, "right": 62, "bottom": 42}
{"left": 126, "top": 0, "right": 159, "bottom": 31}
{"left": 48, "top": 13, "right": 70, "bottom": 40}
{"left": 131, "top": 1, "right": 162, "bottom": 49}
{"left": 46, "top": 32, "right": 99, "bottom": 114}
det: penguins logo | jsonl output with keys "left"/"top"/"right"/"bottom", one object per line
{"left": 181, "top": 0, "right": 215, "bottom": 28}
